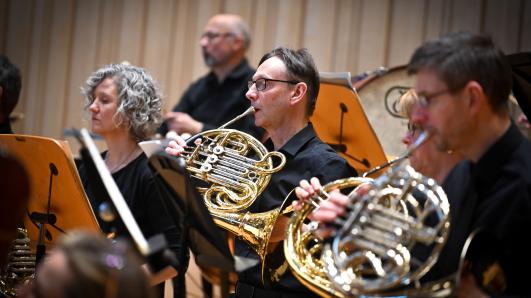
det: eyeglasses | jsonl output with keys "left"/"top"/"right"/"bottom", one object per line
{"left": 200, "top": 32, "right": 233, "bottom": 41}
{"left": 248, "top": 78, "right": 299, "bottom": 91}
{"left": 417, "top": 89, "right": 456, "bottom": 108}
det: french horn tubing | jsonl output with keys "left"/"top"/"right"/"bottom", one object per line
{"left": 285, "top": 132, "right": 452, "bottom": 297}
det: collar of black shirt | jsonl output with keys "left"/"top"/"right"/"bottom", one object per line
{"left": 264, "top": 123, "right": 316, "bottom": 158}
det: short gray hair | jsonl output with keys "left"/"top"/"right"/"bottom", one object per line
{"left": 81, "top": 64, "right": 163, "bottom": 141}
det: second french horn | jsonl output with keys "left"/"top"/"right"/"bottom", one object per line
{"left": 284, "top": 132, "right": 452, "bottom": 297}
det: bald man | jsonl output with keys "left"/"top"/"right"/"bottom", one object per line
{"left": 160, "top": 14, "right": 262, "bottom": 139}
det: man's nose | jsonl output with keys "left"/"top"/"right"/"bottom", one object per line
{"left": 246, "top": 85, "right": 257, "bottom": 101}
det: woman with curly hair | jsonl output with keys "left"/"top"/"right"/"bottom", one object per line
{"left": 77, "top": 64, "right": 186, "bottom": 297}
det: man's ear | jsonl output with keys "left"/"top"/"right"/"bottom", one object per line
{"left": 465, "top": 81, "right": 486, "bottom": 115}
{"left": 289, "top": 82, "right": 307, "bottom": 106}
{"left": 231, "top": 35, "right": 245, "bottom": 52}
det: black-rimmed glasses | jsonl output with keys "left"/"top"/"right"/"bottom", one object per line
{"left": 417, "top": 87, "right": 461, "bottom": 108}
{"left": 248, "top": 78, "right": 299, "bottom": 91}
{"left": 200, "top": 32, "right": 233, "bottom": 41}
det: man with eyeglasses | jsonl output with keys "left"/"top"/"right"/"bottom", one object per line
{"left": 295, "top": 32, "right": 531, "bottom": 297}
{"left": 159, "top": 14, "right": 262, "bottom": 139}
{"left": 398, "top": 89, "right": 463, "bottom": 184}
{"left": 166, "top": 47, "right": 356, "bottom": 297}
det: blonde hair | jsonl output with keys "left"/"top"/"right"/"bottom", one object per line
{"left": 397, "top": 88, "right": 419, "bottom": 119}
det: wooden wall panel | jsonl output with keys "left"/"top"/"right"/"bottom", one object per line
{"left": 3, "top": 0, "right": 34, "bottom": 133}
{"left": 116, "top": 0, "right": 146, "bottom": 66}
{"left": 23, "top": 0, "right": 51, "bottom": 135}
{"left": 63, "top": 0, "right": 102, "bottom": 131}
{"left": 274, "top": 0, "right": 304, "bottom": 50}
{"left": 485, "top": 0, "right": 522, "bottom": 54}
{"left": 387, "top": 0, "right": 426, "bottom": 66}
{"left": 165, "top": 0, "right": 197, "bottom": 108}
{"left": 450, "top": 0, "right": 482, "bottom": 33}
{"left": 303, "top": 0, "right": 337, "bottom": 71}
{"left": 143, "top": 0, "right": 177, "bottom": 94}
{"left": 357, "top": 0, "right": 391, "bottom": 73}
{"left": 40, "top": 0, "right": 75, "bottom": 138}
{"left": 1, "top": 0, "right": 530, "bottom": 140}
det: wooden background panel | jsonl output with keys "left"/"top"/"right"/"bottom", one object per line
{"left": 1, "top": 0, "right": 531, "bottom": 140}
{"left": 303, "top": 0, "right": 338, "bottom": 71}
{"left": 387, "top": 0, "right": 426, "bottom": 67}
{"left": 450, "top": 0, "right": 482, "bottom": 32}
{"left": 274, "top": 0, "right": 305, "bottom": 51}
{"left": 3, "top": 0, "right": 34, "bottom": 134}
{"left": 143, "top": 0, "right": 177, "bottom": 95}
{"left": 356, "top": 0, "right": 391, "bottom": 73}
{"left": 41, "top": 0, "right": 75, "bottom": 138}
{"left": 117, "top": 0, "right": 146, "bottom": 66}
{"left": 485, "top": 0, "right": 523, "bottom": 53}
{"left": 332, "top": 0, "right": 362, "bottom": 72}
{"left": 247, "top": 0, "right": 281, "bottom": 67}
{"left": 22, "top": 0, "right": 51, "bottom": 135}
{"left": 63, "top": 0, "right": 102, "bottom": 131}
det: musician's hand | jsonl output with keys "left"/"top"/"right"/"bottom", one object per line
{"left": 164, "top": 111, "right": 203, "bottom": 135}
{"left": 165, "top": 136, "right": 187, "bottom": 156}
{"left": 293, "top": 177, "right": 322, "bottom": 211}
{"left": 308, "top": 189, "right": 349, "bottom": 223}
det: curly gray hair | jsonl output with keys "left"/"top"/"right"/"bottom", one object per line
{"left": 81, "top": 64, "right": 163, "bottom": 141}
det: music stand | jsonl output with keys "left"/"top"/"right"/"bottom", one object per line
{"left": 312, "top": 72, "right": 388, "bottom": 176}
{"left": 0, "top": 134, "right": 100, "bottom": 264}
{"left": 148, "top": 150, "right": 241, "bottom": 298}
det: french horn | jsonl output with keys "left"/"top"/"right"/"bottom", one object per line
{"left": 284, "top": 132, "right": 452, "bottom": 297}
{"left": 177, "top": 107, "right": 287, "bottom": 270}
{"left": 0, "top": 228, "right": 36, "bottom": 297}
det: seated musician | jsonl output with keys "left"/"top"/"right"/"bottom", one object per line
{"left": 166, "top": 47, "right": 356, "bottom": 297}
{"left": 76, "top": 64, "right": 187, "bottom": 297}
{"left": 295, "top": 32, "right": 531, "bottom": 297}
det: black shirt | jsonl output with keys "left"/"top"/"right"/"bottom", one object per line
{"left": 77, "top": 152, "right": 187, "bottom": 272}
{"left": 424, "top": 122, "right": 531, "bottom": 296}
{"left": 159, "top": 59, "right": 263, "bottom": 138}
{"left": 235, "top": 123, "right": 357, "bottom": 295}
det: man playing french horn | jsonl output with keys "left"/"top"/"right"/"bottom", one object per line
{"left": 295, "top": 32, "right": 531, "bottom": 297}
{"left": 166, "top": 47, "right": 356, "bottom": 297}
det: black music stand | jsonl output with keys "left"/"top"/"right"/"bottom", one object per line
{"left": 148, "top": 150, "right": 243, "bottom": 298}
{"left": 73, "top": 129, "right": 178, "bottom": 285}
